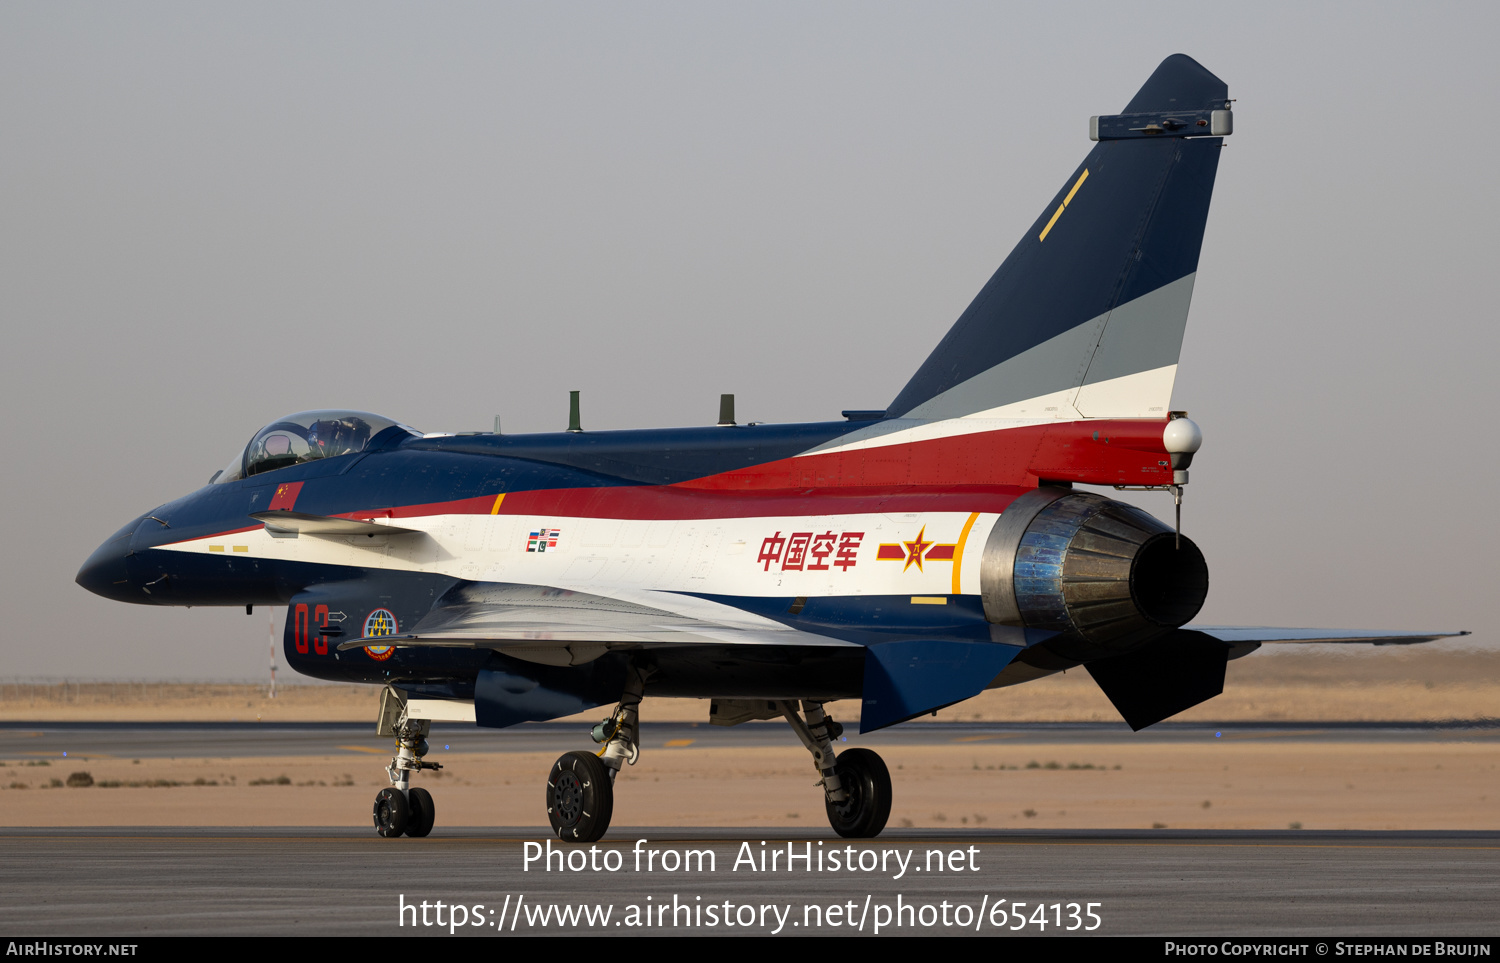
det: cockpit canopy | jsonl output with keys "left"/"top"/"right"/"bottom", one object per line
{"left": 214, "top": 410, "right": 417, "bottom": 484}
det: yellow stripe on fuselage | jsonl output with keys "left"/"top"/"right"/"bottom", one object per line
{"left": 952, "top": 511, "right": 980, "bottom": 595}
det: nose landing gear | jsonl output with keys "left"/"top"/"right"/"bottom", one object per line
{"left": 371, "top": 687, "right": 442, "bottom": 839}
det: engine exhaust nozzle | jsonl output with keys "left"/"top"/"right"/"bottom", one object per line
{"left": 981, "top": 488, "right": 1209, "bottom": 649}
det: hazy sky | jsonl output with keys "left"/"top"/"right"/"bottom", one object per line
{"left": 3, "top": 2, "right": 1495, "bottom": 679}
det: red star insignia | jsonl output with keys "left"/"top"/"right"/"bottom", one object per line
{"left": 903, "top": 526, "right": 932, "bottom": 572}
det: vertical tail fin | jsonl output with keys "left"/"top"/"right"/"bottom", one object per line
{"left": 888, "top": 54, "right": 1230, "bottom": 423}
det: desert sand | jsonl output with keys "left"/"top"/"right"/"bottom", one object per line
{"left": 2, "top": 740, "right": 1494, "bottom": 831}
{"left": 2, "top": 644, "right": 1496, "bottom": 724}
{"left": 1, "top": 642, "right": 1494, "bottom": 832}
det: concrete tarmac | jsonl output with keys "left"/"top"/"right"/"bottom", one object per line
{"left": 1, "top": 827, "right": 1495, "bottom": 937}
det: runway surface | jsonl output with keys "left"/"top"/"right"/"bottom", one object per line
{"left": 5, "top": 724, "right": 1495, "bottom": 937}
{"left": 2, "top": 827, "right": 1495, "bottom": 936}
{"left": 5, "top": 720, "right": 1498, "bottom": 760}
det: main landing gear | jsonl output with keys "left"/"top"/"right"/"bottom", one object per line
{"left": 544, "top": 691, "right": 893, "bottom": 844}
{"left": 704, "top": 698, "right": 891, "bottom": 838}
{"left": 545, "top": 665, "right": 649, "bottom": 843}
{"left": 775, "top": 700, "right": 891, "bottom": 838}
{"left": 372, "top": 688, "right": 441, "bottom": 838}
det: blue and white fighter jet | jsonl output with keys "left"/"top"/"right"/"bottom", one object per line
{"left": 77, "top": 55, "right": 1465, "bottom": 842}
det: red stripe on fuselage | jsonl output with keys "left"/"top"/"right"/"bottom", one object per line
{"left": 672, "top": 419, "right": 1173, "bottom": 491}
{"left": 327, "top": 486, "right": 1026, "bottom": 524}
{"left": 492, "top": 485, "right": 1027, "bottom": 520}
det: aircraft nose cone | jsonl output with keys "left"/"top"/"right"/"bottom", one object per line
{"left": 76, "top": 515, "right": 146, "bottom": 603}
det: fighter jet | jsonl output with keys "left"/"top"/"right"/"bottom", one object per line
{"left": 77, "top": 54, "right": 1464, "bottom": 842}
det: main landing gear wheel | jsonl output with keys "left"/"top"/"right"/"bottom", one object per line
{"left": 405, "top": 787, "right": 436, "bottom": 838}
{"left": 825, "top": 748, "right": 892, "bottom": 839}
{"left": 547, "top": 750, "right": 613, "bottom": 843}
{"left": 374, "top": 787, "right": 409, "bottom": 838}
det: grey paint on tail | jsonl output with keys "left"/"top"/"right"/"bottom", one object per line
{"left": 1082, "top": 272, "right": 1197, "bottom": 387}
{"left": 902, "top": 273, "right": 1198, "bottom": 421}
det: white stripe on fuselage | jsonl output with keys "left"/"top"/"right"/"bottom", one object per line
{"left": 158, "top": 511, "right": 999, "bottom": 623}
{"left": 800, "top": 364, "right": 1177, "bottom": 458}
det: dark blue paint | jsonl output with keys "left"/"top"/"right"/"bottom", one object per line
{"left": 860, "top": 639, "right": 1022, "bottom": 732}
{"left": 1120, "top": 54, "right": 1229, "bottom": 114}
{"left": 886, "top": 55, "right": 1226, "bottom": 417}
{"left": 410, "top": 419, "right": 865, "bottom": 486}
{"left": 474, "top": 653, "right": 630, "bottom": 729}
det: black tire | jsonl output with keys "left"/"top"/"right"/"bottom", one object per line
{"left": 825, "top": 748, "right": 892, "bottom": 839}
{"left": 374, "top": 787, "right": 409, "bottom": 838}
{"left": 405, "top": 787, "right": 435, "bottom": 838}
{"left": 546, "top": 751, "right": 613, "bottom": 843}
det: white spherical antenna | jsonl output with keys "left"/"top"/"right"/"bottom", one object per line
{"left": 1162, "top": 416, "right": 1203, "bottom": 454}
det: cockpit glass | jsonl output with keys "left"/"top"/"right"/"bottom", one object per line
{"left": 213, "top": 410, "right": 417, "bottom": 484}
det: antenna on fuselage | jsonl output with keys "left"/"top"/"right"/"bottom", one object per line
{"left": 493, "top": 416, "right": 502, "bottom": 434}
{"left": 1113, "top": 413, "right": 1204, "bottom": 550}
{"left": 567, "top": 390, "right": 583, "bottom": 432}
{"left": 1163, "top": 413, "right": 1203, "bottom": 549}
{"left": 717, "top": 394, "right": 735, "bottom": 427}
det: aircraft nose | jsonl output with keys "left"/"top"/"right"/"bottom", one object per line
{"left": 76, "top": 515, "right": 147, "bottom": 603}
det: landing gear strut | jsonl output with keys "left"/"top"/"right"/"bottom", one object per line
{"left": 372, "top": 687, "right": 442, "bottom": 838}
{"left": 777, "top": 700, "right": 891, "bottom": 838}
{"left": 546, "top": 663, "right": 650, "bottom": 843}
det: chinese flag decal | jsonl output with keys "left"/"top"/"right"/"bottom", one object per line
{"left": 268, "top": 481, "right": 304, "bottom": 511}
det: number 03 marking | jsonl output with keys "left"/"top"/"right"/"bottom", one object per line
{"left": 292, "top": 603, "right": 329, "bottom": 655}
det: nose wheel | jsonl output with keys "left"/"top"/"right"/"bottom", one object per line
{"left": 373, "top": 787, "right": 408, "bottom": 837}
{"left": 371, "top": 784, "right": 436, "bottom": 838}
{"left": 405, "top": 786, "right": 436, "bottom": 838}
